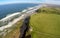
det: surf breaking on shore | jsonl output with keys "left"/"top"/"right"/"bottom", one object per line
{"left": 0, "top": 5, "right": 42, "bottom": 37}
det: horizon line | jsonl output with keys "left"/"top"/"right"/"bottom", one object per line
{"left": 0, "top": 1, "right": 43, "bottom": 5}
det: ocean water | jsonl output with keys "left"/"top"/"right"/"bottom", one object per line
{"left": 0, "top": 3, "right": 39, "bottom": 19}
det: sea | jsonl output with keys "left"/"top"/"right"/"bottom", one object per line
{"left": 0, "top": 3, "right": 39, "bottom": 19}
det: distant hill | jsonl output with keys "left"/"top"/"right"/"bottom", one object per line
{"left": 43, "top": 4, "right": 60, "bottom": 8}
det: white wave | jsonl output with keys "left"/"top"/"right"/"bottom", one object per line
{"left": 0, "top": 14, "right": 25, "bottom": 31}
{"left": 22, "top": 9, "right": 27, "bottom": 12}
{"left": 0, "top": 5, "right": 42, "bottom": 31}
{"left": 1, "top": 12, "right": 21, "bottom": 21}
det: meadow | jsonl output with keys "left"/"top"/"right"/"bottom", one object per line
{"left": 30, "top": 7, "right": 60, "bottom": 38}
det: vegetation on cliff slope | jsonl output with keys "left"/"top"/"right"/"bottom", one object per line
{"left": 3, "top": 7, "right": 60, "bottom": 38}
{"left": 4, "top": 20, "right": 22, "bottom": 38}
{"left": 30, "top": 7, "right": 60, "bottom": 38}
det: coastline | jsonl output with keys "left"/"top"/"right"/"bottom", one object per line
{"left": 0, "top": 4, "right": 42, "bottom": 27}
{"left": 0, "top": 5, "right": 42, "bottom": 37}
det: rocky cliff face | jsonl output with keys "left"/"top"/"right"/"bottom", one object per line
{"left": 19, "top": 16, "right": 30, "bottom": 38}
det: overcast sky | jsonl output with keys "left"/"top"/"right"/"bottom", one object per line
{"left": 0, "top": 0, "right": 44, "bottom": 5}
{"left": 0, "top": 0, "right": 60, "bottom": 5}
{"left": 45, "top": 0, "right": 60, "bottom": 5}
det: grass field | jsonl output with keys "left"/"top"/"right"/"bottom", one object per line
{"left": 3, "top": 7, "right": 60, "bottom": 38}
{"left": 30, "top": 7, "right": 60, "bottom": 38}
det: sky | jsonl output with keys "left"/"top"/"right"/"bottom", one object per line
{"left": 0, "top": 0, "right": 44, "bottom": 5}
{"left": 0, "top": 0, "right": 60, "bottom": 5}
{"left": 45, "top": 0, "right": 60, "bottom": 5}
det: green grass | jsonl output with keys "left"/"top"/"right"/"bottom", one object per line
{"left": 1, "top": 7, "right": 60, "bottom": 38}
{"left": 30, "top": 7, "right": 60, "bottom": 38}
{"left": 37, "top": 7, "right": 60, "bottom": 14}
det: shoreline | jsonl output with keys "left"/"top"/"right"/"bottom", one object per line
{"left": 0, "top": 5, "right": 42, "bottom": 37}
{"left": 0, "top": 4, "right": 42, "bottom": 27}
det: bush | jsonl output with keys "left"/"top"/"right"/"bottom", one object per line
{"left": 36, "top": 7, "right": 60, "bottom": 14}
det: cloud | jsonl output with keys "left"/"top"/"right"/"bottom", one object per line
{"left": 44, "top": 0, "right": 60, "bottom": 5}
{"left": 54, "top": 0, "right": 60, "bottom": 1}
{"left": 0, "top": 0, "right": 44, "bottom": 5}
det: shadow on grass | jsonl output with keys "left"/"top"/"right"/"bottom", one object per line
{"left": 25, "top": 35, "right": 31, "bottom": 38}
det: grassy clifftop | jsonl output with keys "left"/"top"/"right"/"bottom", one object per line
{"left": 30, "top": 7, "right": 60, "bottom": 38}
{"left": 36, "top": 7, "right": 60, "bottom": 14}
{"left": 3, "top": 7, "right": 60, "bottom": 38}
